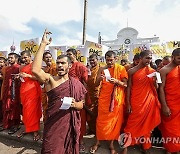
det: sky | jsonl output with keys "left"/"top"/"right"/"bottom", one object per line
{"left": 0, "top": 0, "right": 180, "bottom": 52}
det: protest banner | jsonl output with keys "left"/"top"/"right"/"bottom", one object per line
{"left": 20, "top": 38, "right": 41, "bottom": 58}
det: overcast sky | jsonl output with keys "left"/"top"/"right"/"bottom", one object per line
{"left": 0, "top": 0, "right": 180, "bottom": 52}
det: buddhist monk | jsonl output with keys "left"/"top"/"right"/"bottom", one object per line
{"left": 18, "top": 50, "right": 42, "bottom": 141}
{"left": 1, "top": 53, "right": 21, "bottom": 134}
{"left": 66, "top": 48, "right": 88, "bottom": 152}
{"left": 0, "top": 57, "right": 6, "bottom": 131}
{"left": 159, "top": 48, "right": 180, "bottom": 154}
{"left": 32, "top": 29, "right": 87, "bottom": 154}
{"left": 41, "top": 51, "right": 57, "bottom": 122}
{"left": 123, "top": 50, "right": 161, "bottom": 154}
{"left": 125, "top": 53, "right": 141, "bottom": 71}
{"left": 86, "top": 54, "right": 100, "bottom": 134}
{"left": 90, "top": 50, "right": 128, "bottom": 154}
{"left": 157, "top": 56, "right": 172, "bottom": 71}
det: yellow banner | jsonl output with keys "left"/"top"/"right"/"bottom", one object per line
{"left": 20, "top": 38, "right": 40, "bottom": 57}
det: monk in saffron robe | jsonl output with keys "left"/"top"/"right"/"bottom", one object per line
{"left": 123, "top": 50, "right": 161, "bottom": 154}
{"left": 90, "top": 50, "right": 128, "bottom": 154}
{"left": 125, "top": 53, "right": 140, "bottom": 71}
{"left": 41, "top": 52, "right": 57, "bottom": 122}
{"left": 66, "top": 48, "right": 88, "bottom": 152}
{"left": 19, "top": 50, "right": 42, "bottom": 140}
{"left": 159, "top": 48, "right": 180, "bottom": 154}
{"left": 1, "top": 53, "right": 21, "bottom": 134}
{"left": 32, "top": 29, "right": 87, "bottom": 154}
{"left": 86, "top": 54, "right": 100, "bottom": 134}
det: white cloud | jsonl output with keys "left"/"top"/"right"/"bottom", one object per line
{"left": 0, "top": 0, "right": 82, "bottom": 33}
{"left": 55, "top": 32, "right": 99, "bottom": 46}
{"left": 56, "top": 35, "right": 81, "bottom": 46}
{"left": 91, "top": 0, "right": 180, "bottom": 41}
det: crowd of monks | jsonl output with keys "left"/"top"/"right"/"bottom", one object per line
{"left": 0, "top": 31, "right": 179, "bottom": 154}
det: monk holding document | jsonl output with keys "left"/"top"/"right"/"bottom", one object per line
{"left": 32, "top": 29, "right": 87, "bottom": 154}
{"left": 123, "top": 50, "right": 161, "bottom": 154}
{"left": 19, "top": 50, "right": 42, "bottom": 141}
{"left": 90, "top": 50, "right": 128, "bottom": 154}
{"left": 159, "top": 48, "right": 180, "bottom": 154}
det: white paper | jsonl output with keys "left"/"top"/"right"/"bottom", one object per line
{"left": 59, "top": 97, "right": 72, "bottom": 110}
{"left": 88, "top": 68, "right": 91, "bottom": 76}
{"left": 147, "top": 72, "right": 156, "bottom": 78}
{"left": 20, "top": 77, "right": 25, "bottom": 82}
{"left": 155, "top": 72, "right": 162, "bottom": 83}
{"left": 104, "top": 69, "right": 111, "bottom": 81}
{"left": 147, "top": 72, "right": 162, "bottom": 83}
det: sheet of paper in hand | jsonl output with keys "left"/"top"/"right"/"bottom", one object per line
{"left": 104, "top": 69, "right": 111, "bottom": 81}
{"left": 20, "top": 77, "right": 25, "bottom": 82}
{"left": 60, "top": 97, "right": 72, "bottom": 110}
{"left": 147, "top": 72, "right": 162, "bottom": 83}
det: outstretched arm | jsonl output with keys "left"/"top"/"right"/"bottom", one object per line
{"left": 32, "top": 29, "right": 52, "bottom": 83}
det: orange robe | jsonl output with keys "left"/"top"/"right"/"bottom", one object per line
{"left": 96, "top": 64, "right": 128, "bottom": 140}
{"left": 69, "top": 61, "right": 88, "bottom": 139}
{"left": 20, "top": 63, "right": 42, "bottom": 133}
{"left": 159, "top": 66, "right": 180, "bottom": 153}
{"left": 86, "top": 65, "right": 100, "bottom": 134}
{"left": 124, "top": 67, "right": 161, "bottom": 149}
{"left": 42, "top": 63, "right": 57, "bottom": 122}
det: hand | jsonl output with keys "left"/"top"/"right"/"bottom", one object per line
{"left": 71, "top": 98, "right": 76, "bottom": 108}
{"left": 14, "top": 74, "right": 20, "bottom": 79}
{"left": 19, "top": 72, "right": 31, "bottom": 78}
{"left": 108, "top": 78, "right": 118, "bottom": 84}
{"left": 162, "top": 105, "right": 171, "bottom": 117}
{"left": 99, "top": 74, "right": 105, "bottom": 81}
{"left": 127, "top": 103, "right": 132, "bottom": 114}
{"left": 41, "top": 29, "right": 52, "bottom": 45}
{"left": 71, "top": 99, "right": 84, "bottom": 110}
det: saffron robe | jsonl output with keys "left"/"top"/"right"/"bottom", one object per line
{"left": 69, "top": 62, "right": 88, "bottom": 139}
{"left": 159, "top": 66, "right": 180, "bottom": 152}
{"left": 86, "top": 65, "right": 100, "bottom": 134}
{"left": 1, "top": 64, "right": 21, "bottom": 129}
{"left": 124, "top": 67, "right": 161, "bottom": 149}
{"left": 42, "top": 63, "right": 57, "bottom": 122}
{"left": 20, "top": 63, "right": 42, "bottom": 133}
{"left": 42, "top": 77, "right": 87, "bottom": 154}
{"left": 96, "top": 64, "right": 128, "bottom": 140}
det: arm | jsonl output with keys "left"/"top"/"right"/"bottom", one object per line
{"left": 95, "top": 67, "right": 105, "bottom": 87}
{"left": 109, "top": 77, "right": 127, "bottom": 87}
{"left": 109, "top": 66, "right": 128, "bottom": 87}
{"left": 126, "top": 71, "right": 132, "bottom": 114}
{"left": 19, "top": 72, "right": 38, "bottom": 80}
{"left": 159, "top": 69, "right": 171, "bottom": 116}
{"left": 32, "top": 29, "right": 52, "bottom": 83}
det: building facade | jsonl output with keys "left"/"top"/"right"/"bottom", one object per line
{"left": 102, "top": 27, "right": 160, "bottom": 61}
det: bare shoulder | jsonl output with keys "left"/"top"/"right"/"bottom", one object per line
{"left": 45, "top": 75, "right": 58, "bottom": 91}
{"left": 159, "top": 64, "right": 174, "bottom": 76}
{"left": 128, "top": 66, "right": 138, "bottom": 76}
